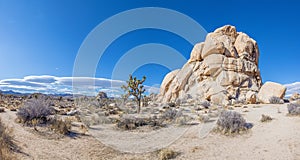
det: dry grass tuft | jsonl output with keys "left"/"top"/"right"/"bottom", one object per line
{"left": 158, "top": 148, "right": 179, "bottom": 160}
{"left": 215, "top": 110, "right": 249, "bottom": 135}
{"left": 260, "top": 114, "right": 273, "bottom": 122}
{"left": 0, "top": 119, "right": 18, "bottom": 160}
{"left": 50, "top": 119, "right": 71, "bottom": 135}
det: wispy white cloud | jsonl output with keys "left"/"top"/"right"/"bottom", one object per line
{"left": 0, "top": 75, "right": 160, "bottom": 97}
{"left": 284, "top": 82, "right": 300, "bottom": 97}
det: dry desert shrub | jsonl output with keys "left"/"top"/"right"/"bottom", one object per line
{"left": 117, "top": 115, "right": 163, "bottom": 130}
{"left": 287, "top": 103, "right": 300, "bottom": 115}
{"left": 260, "top": 114, "right": 273, "bottom": 122}
{"left": 158, "top": 148, "right": 179, "bottom": 160}
{"left": 17, "top": 98, "right": 54, "bottom": 125}
{"left": 200, "top": 100, "right": 210, "bottom": 109}
{"left": 0, "top": 119, "right": 18, "bottom": 160}
{"left": 269, "top": 96, "right": 283, "bottom": 104}
{"left": 161, "top": 108, "right": 182, "bottom": 122}
{"left": 0, "top": 107, "right": 5, "bottom": 113}
{"left": 216, "top": 110, "right": 248, "bottom": 135}
{"left": 49, "top": 118, "right": 71, "bottom": 135}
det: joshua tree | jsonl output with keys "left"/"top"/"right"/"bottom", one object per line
{"left": 121, "top": 74, "right": 146, "bottom": 113}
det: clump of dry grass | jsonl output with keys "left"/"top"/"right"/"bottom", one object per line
{"left": 260, "top": 114, "right": 273, "bottom": 122}
{"left": 49, "top": 119, "right": 71, "bottom": 135}
{"left": 215, "top": 110, "right": 249, "bottom": 135}
{"left": 158, "top": 148, "right": 179, "bottom": 160}
{"left": 0, "top": 119, "right": 18, "bottom": 160}
{"left": 269, "top": 96, "right": 283, "bottom": 104}
{"left": 287, "top": 103, "right": 300, "bottom": 116}
{"left": 17, "top": 98, "right": 54, "bottom": 125}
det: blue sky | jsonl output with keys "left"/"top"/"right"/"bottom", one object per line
{"left": 0, "top": 0, "right": 300, "bottom": 91}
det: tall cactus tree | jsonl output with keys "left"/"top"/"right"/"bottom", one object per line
{"left": 121, "top": 74, "right": 146, "bottom": 113}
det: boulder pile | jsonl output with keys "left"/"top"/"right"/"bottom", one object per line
{"left": 158, "top": 25, "right": 269, "bottom": 105}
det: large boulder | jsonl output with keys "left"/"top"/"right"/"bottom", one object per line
{"left": 257, "top": 82, "right": 287, "bottom": 103}
{"left": 158, "top": 25, "right": 263, "bottom": 106}
{"left": 290, "top": 93, "right": 300, "bottom": 101}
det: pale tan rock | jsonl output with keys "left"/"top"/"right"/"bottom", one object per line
{"left": 257, "top": 82, "right": 287, "bottom": 103}
{"left": 210, "top": 92, "right": 229, "bottom": 106}
{"left": 234, "top": 32, "right": 259, "bottom": 65}
{"left": 202, "top": 54, "right": 225, "bottom": 77}
{"left": 189, "top": 42, "right": 204, "bottom": 63}
{"left": 159, "top": 69, "right": 180, "bottom": 95}
{"left": 290, "top": 92, "right": 300, "bottom": 101}
{"left": 158, "top": 25, "right": 262, "bottom": 106}
{"left": 201, "top": 33, "right": 226, "bottom": 59}
{"left": 246, "top": 91, "right": 257, "bottom": 104}
{"left": 214, "top": 25, "right": 238, "bottom": 38}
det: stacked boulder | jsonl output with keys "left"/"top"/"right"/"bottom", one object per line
{"left": 158, "top": 25, "right": 264, "bottom": 105}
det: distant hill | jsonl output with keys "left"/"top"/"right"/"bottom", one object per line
{"left": 0, "top": 90, "right": 72, "bottom": 97}
{"left": 0, "top": 90, "right": 28, "bottom": 95}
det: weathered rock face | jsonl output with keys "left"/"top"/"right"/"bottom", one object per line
{"left": 257, "top": 82, "right": 287, "bottom": 103}
{"left": 158, "top": 25, "right": 263, "bottom": 105}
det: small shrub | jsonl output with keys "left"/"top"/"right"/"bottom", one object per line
{"left": 17, "top": 98, "right": 54, "bottom": 125}
{"left": 0, "top": 107, "right": 5, "bottom": 113}
{"left": 0, "top": 119, "right": 18, "bottom": 160}
{"left": 167, "top": 102, "right": 176, "bottom": 108}
{"left": 216, "top": 110, "right": 247, "bottom": 134}
{"left": 260, "top": 114, "right": 272, "bottom": 122}
{"left": 161, "top": 109, "right": 182, "bottom": 122}
{"left": 158, "top": 148, "right": 179, "bottom": 160}
{"left": 287, "top": 103, "right": 300, "bottom": 115}
{"left": 200, "top": 101, "right": 210, "bottom": 109}
{"left": 117, "top": 115, "right": 163, "bottom": 130}
{"left": 269, "top": 96, "right": 283, "bottom": 104}
{"left": 198, "top": 114, "right": 210, "bottom": 123}
{"left": 50, "top": 119, "right": 71, "bottom": 135}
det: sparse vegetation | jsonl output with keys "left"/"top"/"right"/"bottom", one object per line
{"left": 216, "top": 110, "right": 248, "bottom": 134}
{"left": 121, "top": 74, "right": 146, "bottom": 113}
{"left": 269, "top": 96, "right": 283, "bottom": 104}
{"left": 158, "top": 148, "right": 179, "bottom": 160}
{"left": 0, "top": 107, "right": 5, "bottom": 112}
{"left": 287, "top": 103, "right": 300, "bottom": 115}
{"left": 50, "top": 118, "right": 71, "bottom": 135}
{"left": 161, "top": 108, "right": 182, "bottom": 122}
{"left": 17, "top": 98, "right": 54, "bottom": 125}
{"left": 0, "top": 119, "right": 18, "bottom": 160}
{"left": 260, "top": 114, "right": 272, "bottom": 122}
{"left": 198, "top": 114, "right": 210, "bottom": 123}
{"left": 117, "top": 115, "right": 163, "bottom": 130}
{"left": 200, "top": 101, "right": 210, "bottom": 109}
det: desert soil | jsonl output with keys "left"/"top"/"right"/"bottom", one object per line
{"left": 1, "top": 104, "right": 300, "bottom": 160}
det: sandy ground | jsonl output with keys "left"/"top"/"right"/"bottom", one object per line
{"left": 1, "top": 104, "right": 300, "bottom": 160}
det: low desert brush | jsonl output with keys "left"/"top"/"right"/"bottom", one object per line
{"left": 260, "top": 114, "right": 272, "bottom": 122}
{"left": 287, "top": 103, "right": 300, "bottom": 115}
{"left": 216, "top": 110, "right": 248, "bottom": 135}
{"left": 50, "top": 119, "right": 71, "bottom": 135}
{"left": 0, "top": 119, "right": 18, "bottom": 160}
{"left": 269, "top": 96, "right": 283, "bottom": 104}
{"left": 158, "top": 148, "right": 179, "bottom": 160}
{"left": 17, "top": 98, "right": 54, "bottom": 125}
